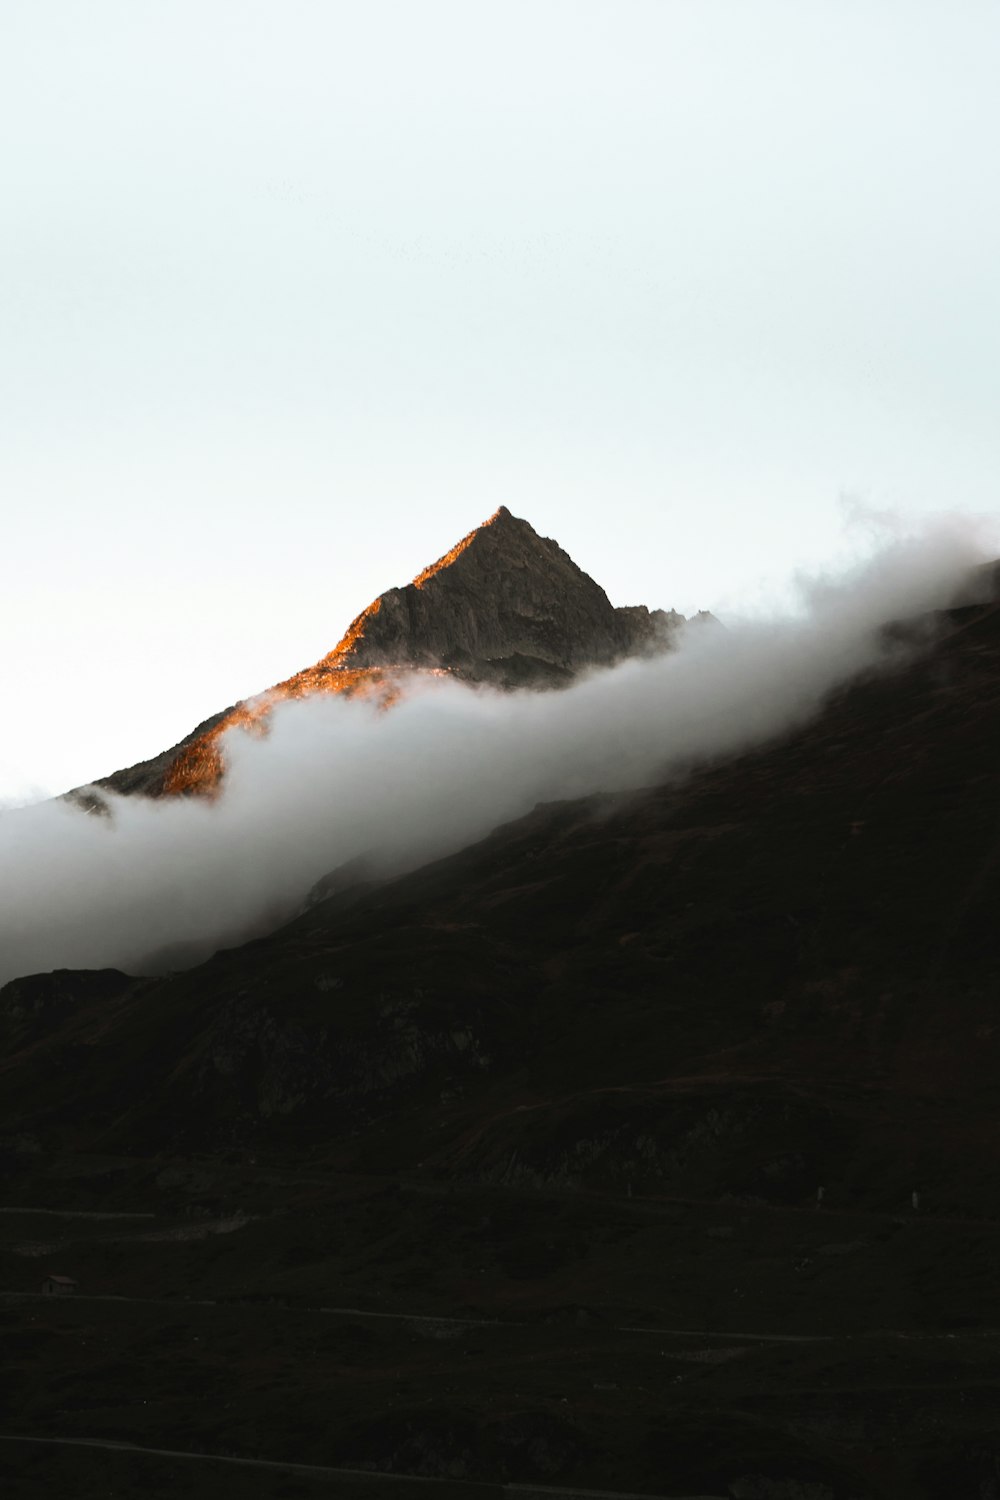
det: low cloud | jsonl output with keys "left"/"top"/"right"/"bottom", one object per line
{"left": 0, "top": 517, "right": 992, "bottom": 987}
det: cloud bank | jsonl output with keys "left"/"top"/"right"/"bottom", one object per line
{"left": 0, "top": 519, "right": 991, "bottom": 987}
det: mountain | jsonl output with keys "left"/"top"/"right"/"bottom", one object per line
{"left": 4, "top": 553, "right": 1000, "bottom": 1498}
{"left": 88, "top": 506, "right": 694, "bottom": 801}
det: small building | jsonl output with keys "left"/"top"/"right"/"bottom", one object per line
{"left": 41, "top": 1275, "right": 78, "bottom": 1296}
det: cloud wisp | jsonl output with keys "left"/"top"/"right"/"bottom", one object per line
{"left": 0, "top": 519, "right": 990, "bottom": 987}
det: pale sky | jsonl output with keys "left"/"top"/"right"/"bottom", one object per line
{"left": 3, "top": 1, "right": 999, "bottom": 801}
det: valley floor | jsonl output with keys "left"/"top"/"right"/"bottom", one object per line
{"left": 3, "top": 1151, "right": 1000, "bottom": 1500}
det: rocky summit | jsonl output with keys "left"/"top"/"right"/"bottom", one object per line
{"left": 87, "top": 506, "right": 694, "bottom": 801}
{"left": 330, "top": 504, "right": 685, "bottom": 680}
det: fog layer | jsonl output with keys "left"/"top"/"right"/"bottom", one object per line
{"left": 0, "top": 523, "right": 988, "bottom": 986}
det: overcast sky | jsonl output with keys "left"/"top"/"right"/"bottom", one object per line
{"left": 3, "top": 1, "right": 999, "bottom": 800}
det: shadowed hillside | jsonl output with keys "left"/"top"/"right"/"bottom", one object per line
{"left": 3, "top": 577, "right": 1000, "bottom": 1497}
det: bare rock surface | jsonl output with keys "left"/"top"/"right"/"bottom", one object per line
{"left": 82, "top": 507, "right": 694, "bottom": 801}
{"left": 329, "top": 503, "right": 684, "bottom": 679}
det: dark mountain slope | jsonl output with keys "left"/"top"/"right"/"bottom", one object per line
{"left": 8, "top": 593, "right": 1000, "bottom": 1209}
{"left": 5, "top": 589, "right": 1000, "bottom": 1500}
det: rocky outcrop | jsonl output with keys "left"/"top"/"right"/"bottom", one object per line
{"left": 0, "top": 968, "right": 134, "bottom": 1050}
{"left": 325, "top": 505, "right": 683, "bottom": 680}
{"left": 194, "top": 982, "right": 499, "bottom": 1147}
{"left": 82, "top": 507, "right": 695, "bottom": 800}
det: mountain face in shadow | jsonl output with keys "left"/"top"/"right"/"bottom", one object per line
{"left": 12, "top": 588, "right": 1000, "bottom": 1187}
{"left": 6, "top": 545, "right": 1000, "bottom": 1498}
{"left": 88, "top": 506, "right": 694, "bottom": 800}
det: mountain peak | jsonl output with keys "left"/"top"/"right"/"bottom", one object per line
{"left": 91, "top": 508, "right": 689, "bottom": 801}
{"left": 411, "top": 505, "right": 521, "bottom": 590}
{"left": 329, "top": 507, "right": 680, "bottom": 680}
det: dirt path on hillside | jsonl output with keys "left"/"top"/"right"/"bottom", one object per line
{"left": 0, "top": 1433, "right": 712, "bottom": 1499}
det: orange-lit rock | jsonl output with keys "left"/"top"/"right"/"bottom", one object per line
{"left": 86, "top": 507, "right": 693, "bottom": 801}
